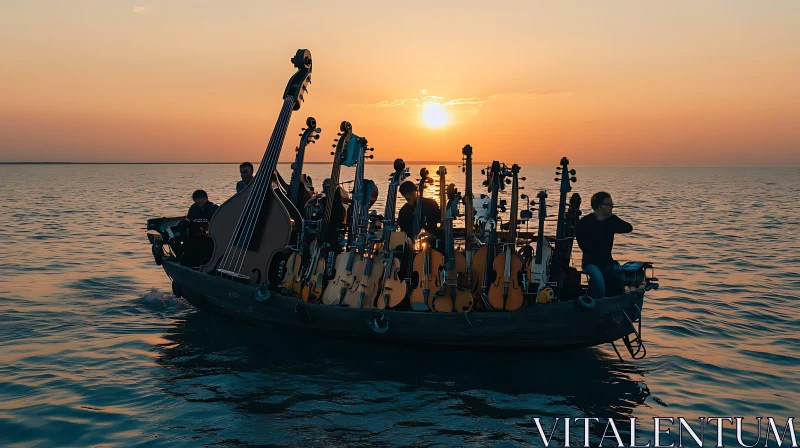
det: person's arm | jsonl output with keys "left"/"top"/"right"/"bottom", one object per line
{"left": 611, "top": 215, "right": 633, "bottom": 233}
{"left": 575, "top": 218, "right": 588, "bottom": 251}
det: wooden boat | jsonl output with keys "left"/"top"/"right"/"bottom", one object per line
{"left": 148, "top": 214, "right": 652, "bottom": 354}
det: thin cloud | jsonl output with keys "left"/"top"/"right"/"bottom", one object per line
{"left": 132, "top": 6, "right": 150, "bottom": 13}
{"left": 355, "top": 89, "right": 564, "bottom": 109}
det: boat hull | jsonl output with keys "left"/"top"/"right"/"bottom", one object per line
{"left": 163, "top": 260, "right": 644, "bottom": 350}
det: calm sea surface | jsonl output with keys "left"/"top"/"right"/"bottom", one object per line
{"left": 1, "top": 163, "right": 798, "bottom": 447}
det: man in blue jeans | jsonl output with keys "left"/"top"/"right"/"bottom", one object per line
{"left": 575, "top": 192, "right": 633, "bottom": 298}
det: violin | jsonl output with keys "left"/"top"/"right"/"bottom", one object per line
{"left": 301, "top": 121, "right": 353, "bottom": 302}
{"left": 409, "top": 168, "right": 444, "bottom": 311}
{"left": 376, "top": 159, "right": 411, "bottom": 309}
{"left": 343, "top": 226, "right": 383, "bottom": 309}
{"left": 487, "top": 164, "right": 525, "bottom": 311}
{"left": 200, "top": 49, "right": 312, "bottom": 285}
{"left": 432, "top": 184, "right": 474, "bottom": 312}
{"left": 320, "top": 136, "right": 371, "bottom": 305}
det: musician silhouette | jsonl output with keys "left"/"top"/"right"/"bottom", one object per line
{"left": 236, "top": 162, "right": 254, "bottom": 193}
{"left": 575, "top": 191, "right": 632, "bottom": 298}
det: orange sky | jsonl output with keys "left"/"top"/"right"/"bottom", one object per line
{"left": 1, "top": 1, "right": 799, "bottom": 164}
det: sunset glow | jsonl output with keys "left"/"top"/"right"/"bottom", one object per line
{"left": 0, "top": 1, "right": 799, "bottom": 164}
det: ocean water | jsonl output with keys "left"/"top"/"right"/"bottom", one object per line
{"left": 1, "top": 163, "right": 798, "bottom": 447}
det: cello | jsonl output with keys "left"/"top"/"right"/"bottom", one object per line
{"left": 549, "top": 157, "right": 578, "bottom": 298}
{"left": 487, "top": 164, "right": 525, "bottom": 311}
{"left": 530, "top": 190, "right": 554, "bottom": 302}
{"left": 471, "top": 161, "right": 504, "bottom": 309}
{"left": 432, "top": 184, "right": 474, "bottom": 312}
{"left": 280, "top": 119, "right": 321, "bottom": 293}
{"left": 288, "top": 117, "right": 320, "bottom": 212}
{"left": 323, "top": 137, "right": 372, "bottom": 306}
{"left": 460, "top": 144, "right": 478, "bottom": 292}
{"left": 301, "top": 121, "right": 354, "bottom": 302}
{"left": 409, "top": 168, "right": 444, "bottom": 311}
{"left": 376, "top": 159, "right": 411, "bottom": 309}
{"left": 201, "top": 49, "right": 312, "bottom": 284}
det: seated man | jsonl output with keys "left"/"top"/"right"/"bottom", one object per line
{"left": 187, "top": 189, "right": 219, "bottom": 222}
{"left": 236, "top": 162, "right": 254, "bottom": 193}
{"left": 575, "top": 191, "right": 633, "bottom": 298}
{"left": 397, "top": 180, "right": 443, "bottom": 248}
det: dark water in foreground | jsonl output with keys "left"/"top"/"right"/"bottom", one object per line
{"left": 1, "top": 164, "right": 799, "bottom": 447}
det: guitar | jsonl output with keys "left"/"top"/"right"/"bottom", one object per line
{"left": 280, "top": 119, "right": 321, "bottom": 293}
{"left": 301, "top": 121, "right": 353, "bottom": 302}
{"left": 432, "top": 184, "right": 474, "bottom": 312}
{"left": 409, "top": 168, "right": 444, "bottom": 311}
{"left": 471, "top": 161, "right": 504, "bottom": 309}
{"left": 549, "top": 157, "right": 577, "bottom": 298}
{"left": 376, "top": 159, "right": 411, "bottom": 309}
{"left": 201, "top": 49, "right": 312, "bottom": 285}
{"left": 320, "top": 136, "right": 370, "bottom": 305}
{"left": 487, "top": 164, "right": 525, "bottom": 311}
{"left": 530, "top": 190, "right": 554, "bottom": 302}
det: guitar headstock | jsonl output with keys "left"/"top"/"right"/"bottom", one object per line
{"left": 284, "top": 49, "right": 313, "bottom": 111}
{"left": 297, "top": 116, "right": 321, "bottom": 154}
{"left": 555, "top": 156, "right": 577, "bottom": 194}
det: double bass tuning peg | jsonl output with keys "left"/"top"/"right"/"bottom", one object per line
{"left": 521, "top": 177, "right": 526, "bottom": 181}
{"left": 570, "top": 176, "right": 577, "bottom": 182}
{"left": 569, "top": 169, "right": 576, "bottom": 175}
{"left": 367, "top": 155, "right": 374, "bottom": 159}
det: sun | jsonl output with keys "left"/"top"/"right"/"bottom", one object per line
{"left": 422, "top": 102, "right": 448, "bottom": 128}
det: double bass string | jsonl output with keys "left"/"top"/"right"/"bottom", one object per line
{"left": 219, "top": 97, "right": 292, "bottom": 273}
{"left": 230, "top": 97, "right": 295, "bottom": 275}
{"left": 220, "top": 97, "right": 294, "bottom": 275}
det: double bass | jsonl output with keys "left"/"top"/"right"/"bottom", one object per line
{"left": 376, "top": 159, "right": 411, "bottom": 309}
{"left": 409, "top": 168, "right": 444, "bottom": 311}
{"left": 301, "top": 121, "right": 354, "bottom": 302}
{"left": 487, "top": 164, "right": 525, "bottom": 311}
{"left": 432, "top": 184, "right": 474, "bottom": 312}
{"left": 460, "top": 144, "right": 478, "bottom": 291}
{"left": 201, "top": 49, "right": 312, "bottom": 285}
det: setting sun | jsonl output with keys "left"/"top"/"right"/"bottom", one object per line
{"left": 422, "top": 102, "right": 448, "bottom": 128}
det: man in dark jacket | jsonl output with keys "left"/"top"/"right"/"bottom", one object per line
{"left": 575, "top": 191, "right": 633, "bottom": 298}
{"left": 187, "top": 190, "right": 219, "bottom": 221}
{"left": 397, "top": 180, "right": 443, "bottom": 248}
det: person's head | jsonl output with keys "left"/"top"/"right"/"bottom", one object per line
{"left": 239, "top": 162, "right": 254, "bottom": 183}
{"left": 399, "top": 181, "right": 418, "bottom": 204}
{"left": 192, "top": 189, "right": 209, "bottom": 207}
{"left": 590, "top": 191, "right": 614, "bottom": 219}
{"left": 369, "top": 188, "right": 379, "bottom": 207}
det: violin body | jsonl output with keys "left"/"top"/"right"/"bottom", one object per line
{"left": 488, "top": 249, "right": 525, "bottom": 311}
{"left": 377, "top": 257, "right": 407, "bottom": 309}
{"left": 301, "top": 240, "right": 332, "bottom": 302}
{"left": 280, "top": 251, "right": 303, "bottom": 295}
{"left": 530, "top": 241, "right": 553, "bottom": 294}
{"left": 343, "top": 256, "right": 382, "bottom": 309}
{"left": 321, "top": 251, "right": 361, "bottom": 305}
{"left": 471, "top": 245, "right": 493, "bottom": 293}
{"left": 201, "top": 182, "right": 292, "bottom": 285}
{"left": 432, "top": 251, "right": 474, "bottom": 312}
{"left": 409, "top": 247, "right": 445, "bottom": 311}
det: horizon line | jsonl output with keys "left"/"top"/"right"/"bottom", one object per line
{"left": 1, "top": 161, "right": 799, "bottom": 167}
